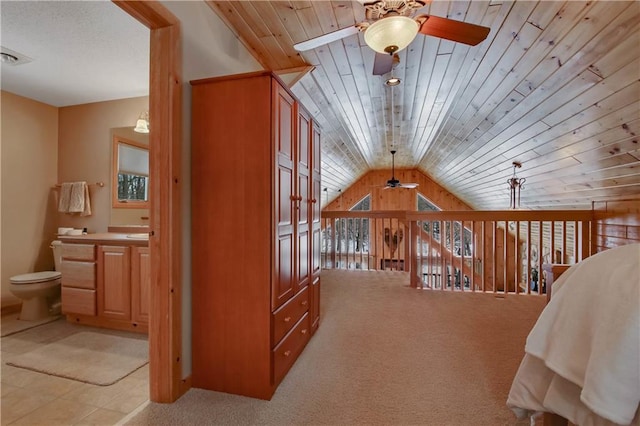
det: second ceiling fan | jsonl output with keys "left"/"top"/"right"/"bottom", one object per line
{"left": 385, "top": 150, "right": 418, "bottom": 189}
{"left": 294, "top": 0, "right": 491, "bottom": 76}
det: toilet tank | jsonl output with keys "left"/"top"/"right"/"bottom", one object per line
{"left": 51, "top": 240, "right": 63, "bottom": 271}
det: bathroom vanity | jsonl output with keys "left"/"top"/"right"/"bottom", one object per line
{"left": 58, "top": 233, "right": 149, "bottom": 333}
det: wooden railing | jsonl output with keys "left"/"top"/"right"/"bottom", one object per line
{"left": 321, "top": 210, "right": 596, "bottom": 294}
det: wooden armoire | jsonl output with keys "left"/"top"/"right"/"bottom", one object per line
{"left": 190, "top": 71, "right": 322, "bottom": 400}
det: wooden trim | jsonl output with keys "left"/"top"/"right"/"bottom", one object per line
{"left": 322, "top": 210, "right": 596, "bottom": 222}
{"left": 274, "top": 65, "right": 315, "bottom": 87}
{"left": 64, "top": 313, "right": 148, "bottom": 334}
{"left": 113, "top": 1, "right": 177, "bottom": 29}
{"left": 112, "top": 0, "right": 184, "bottom": 403}
{"left": 1, "top": 304, "right": 21, "bottom": 316}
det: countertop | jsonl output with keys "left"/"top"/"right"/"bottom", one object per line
{"left": 58, "top": 232, "right": 149, "bottom": 246}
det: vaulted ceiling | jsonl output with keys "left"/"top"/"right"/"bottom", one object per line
{"left": 208, "top": 0, "right": 640, "bottom": 210}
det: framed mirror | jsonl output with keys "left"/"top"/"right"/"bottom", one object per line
{"left": 112, "top": 135, "right": 149, "bottom": 208}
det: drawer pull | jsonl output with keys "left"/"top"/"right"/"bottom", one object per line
{"left": 284, "top": 350, "right": 291, "bottom": 357}
{"left": 301, "top": 329, "right": 308, "bottom": 335}
{"left": 284, "top": 316, "right": 291, "bottom": 322}
{"left": 301, "top": 300, "right": 308, "bottom": 306}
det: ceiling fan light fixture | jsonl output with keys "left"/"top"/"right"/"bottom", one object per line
{"left": 385, "top": 77, "right": 401, "bottom": 86}
{"left": 364, "top": 16, "right": 419, "bottom": 54}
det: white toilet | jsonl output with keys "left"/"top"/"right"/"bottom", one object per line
{"left": 9, "top": 241, "right": 63, "bottom": 321}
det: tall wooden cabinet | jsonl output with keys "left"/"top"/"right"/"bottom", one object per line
{"left": 190, "top": 71, "right": 321, "bottom": 400}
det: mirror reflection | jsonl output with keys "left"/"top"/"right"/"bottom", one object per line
{"left": 112, "top": 133, "right": 149, "bottom": 209}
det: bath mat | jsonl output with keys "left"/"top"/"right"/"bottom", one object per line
{"left": 6, "top": 331, "right": 148, "bottom": 386}
{"left": 1, "top": 314, "right": 61, "bottom": 337}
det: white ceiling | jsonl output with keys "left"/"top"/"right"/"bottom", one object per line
{"left": 0, "top": 1, "right": 149, "bottom": 107}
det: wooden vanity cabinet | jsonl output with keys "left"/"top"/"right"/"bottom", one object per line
{"left": 191, "top": 71, "right": 321, "bottom": 400}
{"left": 60, "top": 244, "right": 97, "bottom": 316}
{"left": 60, "top": 240, "right": 149, "bottom": 333}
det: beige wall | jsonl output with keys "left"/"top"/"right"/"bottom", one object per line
{"left": 0, "top": 93, "right": 148, "bottom": 308}
{"left": 161, "top": 0, "right": 263, "bottom": 378}
{"left": 58, "top": 96, "right": 149, "bottom": 233}
{"left": 1, "top": 91, "right": 59, "bottom": 307}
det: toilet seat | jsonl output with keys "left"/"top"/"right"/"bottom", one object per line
{"left": 10, "top": 271, "right": 61, "bottom": 284}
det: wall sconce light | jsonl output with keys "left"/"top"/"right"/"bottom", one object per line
{"left": 507, "top": 161, "right": 525, "bottom": 209}
{"left": 134, "top": 111, "right": 149, "bottom": 134}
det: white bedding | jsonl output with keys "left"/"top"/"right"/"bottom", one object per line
{"left": 507, "top": 243, "right": 640, "bottom": 425}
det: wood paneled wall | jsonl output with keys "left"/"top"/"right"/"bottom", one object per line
{"left": 323, "top": 169, "right": 473, "bottom": 211}
{"left": 593, "top": 200, "right": 640, "bottom": 252}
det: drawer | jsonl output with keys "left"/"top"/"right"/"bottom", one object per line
{"left": 272, "top": 313, "right": 310, "bottom": 385}
{"left": 60, "top": 244, "right": 95, "bottom": 261}
{"left": 60, "top": 261, "right": 96, "bottom": 289}
{"left": 272, "top": 286, "right": 309, "bottom": 345}
{"left": 62, "top": 287, "right": 96, "bottom": 316}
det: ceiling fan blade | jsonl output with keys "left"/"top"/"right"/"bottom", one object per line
{"left": 294, "top": 25, "right": 361, "bottom": 52}
{"left": 400, "top": 183, "right": 419, "bottom": 189}
{"left": 373, "top": 52, "right": 394, "bottom": 75}
{"left": 417, "top": 15, "right": 490, "bottom": 46}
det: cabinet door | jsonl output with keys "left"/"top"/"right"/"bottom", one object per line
{"left": 296, "top": 107, "right": 311, "bottom": 294}
{"left": 273, "top": 81, "right": 297, "bottom": 310}
{"left": 97, "top": 245, "right": 131, "bottom": 320}
{"left": 131, "top": 246, "right": 150, "bottom": 325}
{"left": 311, "top": 124, "right": 322, "bottom": 277}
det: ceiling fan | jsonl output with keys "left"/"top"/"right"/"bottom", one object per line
{"left": 385, "top": 150, "right": 418, "bottom": 189}
{"left": 293, "top": 0, "right": 491, "bottom": 76}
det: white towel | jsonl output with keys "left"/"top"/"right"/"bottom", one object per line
{"left": 58, "top": 183, "right": 73, "bottom": 212}
{"left": 59, "top": 181, "right": 92, "bottom": 216}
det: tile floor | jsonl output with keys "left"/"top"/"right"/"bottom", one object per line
{"left": 1, "top": 314, "right": 149, "bottom": 425}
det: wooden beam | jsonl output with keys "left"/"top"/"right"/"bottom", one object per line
{"left": 112, "top": 0, "right": 184, "bottom": 404}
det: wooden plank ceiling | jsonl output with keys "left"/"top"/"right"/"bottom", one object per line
{"left": 207, "top": 0, "right": 640, "bottom": 210}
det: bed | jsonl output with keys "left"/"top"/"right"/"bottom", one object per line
{"left": 507, "top": 243, "right": 640, "bottom": 426}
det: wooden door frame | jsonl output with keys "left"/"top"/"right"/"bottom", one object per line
{"left": 112, "top": 1, "right": 184, "bottom": 403}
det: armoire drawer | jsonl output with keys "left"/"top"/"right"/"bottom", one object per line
{"left": 62, "top": 287, "right": 96, "bottom": 316}
{"left": 272, "top": 286, "right": 309, "bottom": 344}
{"left": 272, "top": 313, "right": 310, "bottom": 385}
{"left": 60, "top": 244, "right": 96, "bottom": 261}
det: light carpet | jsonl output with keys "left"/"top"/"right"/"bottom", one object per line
{"left": 7, "top": 331, "right": 148, "bottom": 386}
{"left": 126, "top": 269, "right": 545, "bottom": 425}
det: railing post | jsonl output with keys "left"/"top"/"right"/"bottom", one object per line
{"left": 410, "top": 220, "right": 418, "bottom": 288}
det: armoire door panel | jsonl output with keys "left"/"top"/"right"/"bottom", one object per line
{"left": 298, "top": 173, "right": 309, "bottom": 225}
{"left": 297, "top": 230, "right": 309, "bottom": 292}
{"left": 312, "top": 126, "right": 321, "bottom": 175}
{"left": 312, "top": 177, "right": 321, "bottom": 225}
{"left": 312, "top": 228, "right": 321, "bottom": 275}
{"left": 275, "top": 85, "right": 294, "bottom": 160}
{"left": 278, "top": 166, "right": 294, "bottom": 227}
{"left": 298, "top": 109, "right": 310, "bottom": 169}
{"left": 274, "top": 234, "right": 294, "bottom": 309}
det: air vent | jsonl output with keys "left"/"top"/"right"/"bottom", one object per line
{"left": 0, "top": 46, "right": 32, "bottom": 66}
